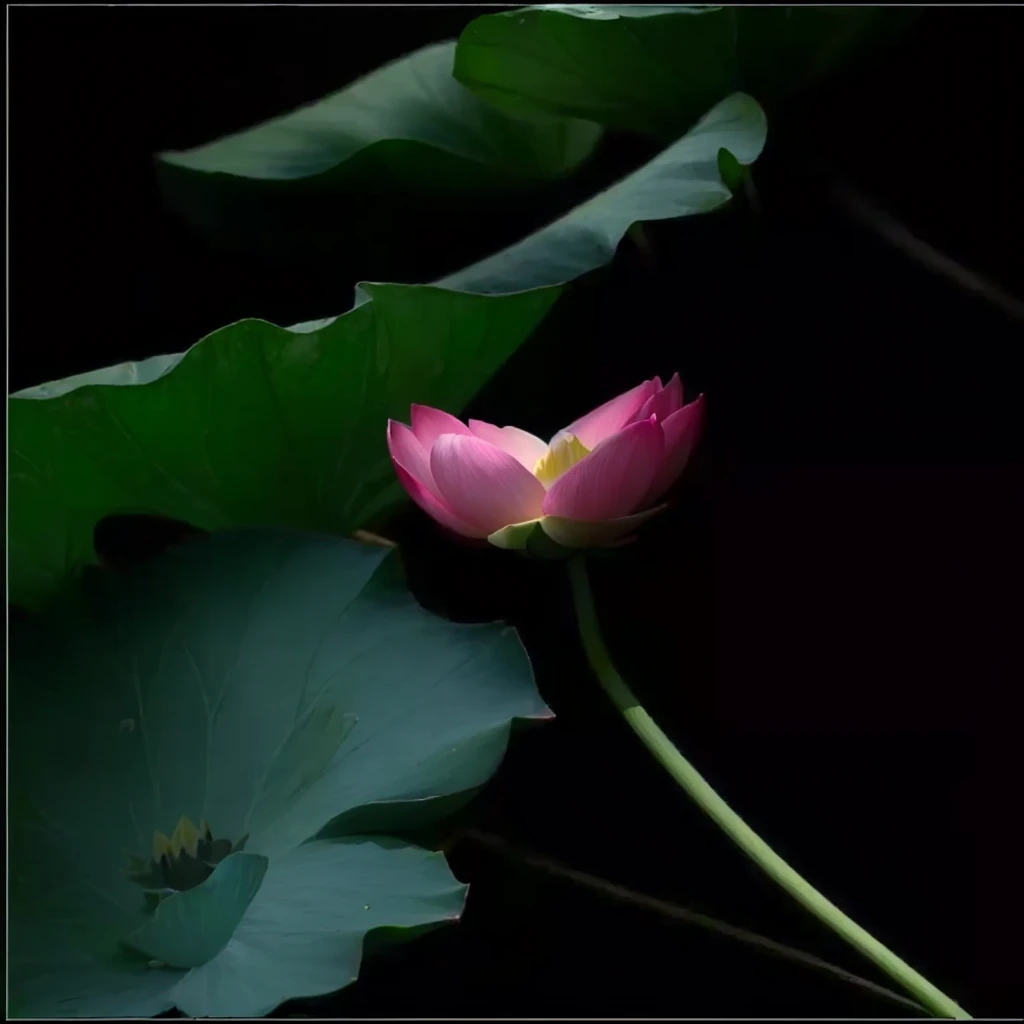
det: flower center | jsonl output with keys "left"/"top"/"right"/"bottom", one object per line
{"left": 533, "top": 432, "right": 590, "bottom": 487}
{"left": 124, "top": 815, "right": 248, "bottom": 900}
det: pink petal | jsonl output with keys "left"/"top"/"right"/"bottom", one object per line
{"left": 391, "top": 462, "right": 488, "bottom": 539}
{"left": 634, "top": 372, "right": 683, "bottom": 424}
{"left": 561, "top": 379, "right": 659, "bottom": 450}
{"left": 543, "top": 416, "right": 663, "bottom": 520}
{"left": 409, "top": 404, "right": 472, "bottom": 448}
{"left": 645, "top": 395, "right": 706, "bottom": 504}
{"left": 387, "top": 420, "right": 440, "bottom": 497}
{"left": 540, "top": 505, "right": 666, "bottom": 548}
{"left": 430, "top": 434, "right": 546, "bottom": 535}
{"left": 468, "top": 419, "right": 549, "bottom": 472}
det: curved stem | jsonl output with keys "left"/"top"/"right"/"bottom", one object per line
{"left": 567, "top": 556, "right": 970, "bottom": 1020}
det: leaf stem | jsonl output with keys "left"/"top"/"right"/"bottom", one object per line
{"left": 566, "top": 556, "right": 970, "bottom": 1020}
{"left": 460, "top": 827, "right": 924, "bottom": 1014}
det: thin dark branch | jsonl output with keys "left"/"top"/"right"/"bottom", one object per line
{"left": 459, "top": 827, "right": 926, "bottom": 1016}
{"left": 827, "top": 177, "right": 1024, "bottom": 323}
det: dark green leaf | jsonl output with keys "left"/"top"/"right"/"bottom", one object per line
{"left": 454, "top": 5, "right": 905, "bottom": 140}
{"left": 153, "top": 40, "right": 602, "bottom": 270}
{"left": 8, "top": 283, "right": 560, "bottom": 611}
{"left": 437, "top": 92, "right": 766, "bottom": 294}
{"left": 158, "top": 41, "right": 602, "bottom": 191}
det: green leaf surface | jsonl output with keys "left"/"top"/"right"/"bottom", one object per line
{"left": 158, "top": 41, "right": 602, "bottom": 190}
{"left": 10, "top": 528, "right": 544, "bottom": 1016}
{"left": 454, "top": 5, "right": 902, "bottom": 139}
{"left": 153, "top": 41, "right": 603, "bottom": 270}
{"left": 437, "top": 92, "right": 765, "bottom": 294}
{"left": 8, "top": 283, "right": 560, "bottom": 611}
{"left": 171, "top": 838, "right": 466, "bottom": 1017}
{"left": 125, "top": 853, "right": 269, "bottom": 968}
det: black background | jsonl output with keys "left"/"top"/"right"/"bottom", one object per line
{"left": 9, "top": 6, "right": 1023, "bottom": 1019}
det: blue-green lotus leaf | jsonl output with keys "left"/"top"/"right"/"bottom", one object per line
{"left": 9, "top": 528, "right": 549, "bottom": 1017}
{"left": 125, "top": 853, "right": 269, "bottom": 968}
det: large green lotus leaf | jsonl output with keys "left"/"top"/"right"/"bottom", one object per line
{"left": 124, "top": 853, "right": 269, "bottom": 968}
{"left": 11, "top": 838, "right": 467, "bottom": 1018}
{"left": 171, "top": 838, "right": 467, "bottom": 1017}
{"left": 9, "top": 528, "right": 545, "bottom": 1016}
{"left": 454, "top": 5, "right": 903, "bottom": 140}
{"left": 154, "top": 41, "right": 602, "bottom": 268}
{"left": 8, "top": 282, "right": 560, "bottom": 611}
{"left": 158, "top": 40, "right": 602, "bottom": 190}
{"left": 435, "top": 92, "right": 766, "bottom": 295}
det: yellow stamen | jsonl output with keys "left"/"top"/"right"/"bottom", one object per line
{"left": 172, "top": 815, "right": 201, "bottom": 858}
{"left": 152, "top": 830, "right": 172, "bottom": 862}
{"left": 534, "top": 432, "right": 590, "bottom": 487}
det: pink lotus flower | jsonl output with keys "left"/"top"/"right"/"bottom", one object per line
{"left": 387, "top": 375, "right": 704, "bottom": 551}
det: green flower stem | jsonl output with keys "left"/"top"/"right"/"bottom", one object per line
{"left": 567, "top": 556, "right": 969, "bottom": 1021}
